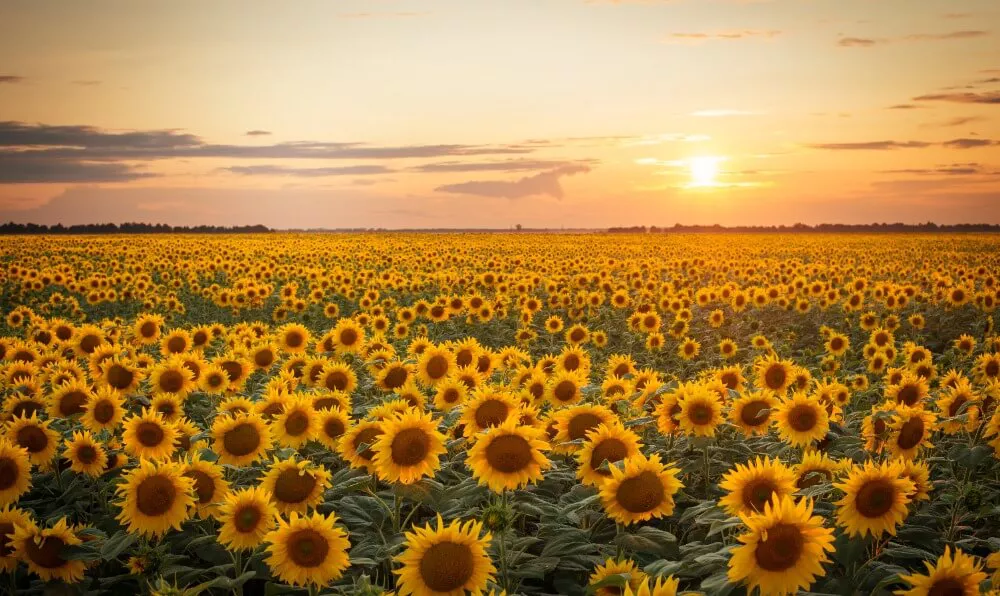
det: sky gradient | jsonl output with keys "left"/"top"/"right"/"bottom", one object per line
{"left": 1, "top": 0, "right": 999, "bottom": 228}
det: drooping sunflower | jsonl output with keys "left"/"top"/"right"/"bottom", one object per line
{"left": 272, "top": 396, "right": 320, "bottom": 449}
{"left": 774, "top": 392, "right": 829, "bottom": 448}
{"left": 394, "top": 515, "right": 495, "bottom": 596}
{"left": 897, "top": 546, "right": 986, "bottom": 596}
{"left": 372, "top": 409, "right": 447, "bottom": 485}
{"left": 338, "top": 419, "right": 384, "bottom": 472}
{"left": 834, "top": 459, "right": 914, "bottom": 538}
{"left": 0, "top": 440, "right": 31, "bottom": 505}
{"left": 727, "top": 495, "right": 835, "bottom": 595}
{"left": 183, "top": 453, "right": 230, "bottom": 519}
{"left": 6, "top": 413, "right": 59, "bottom": 467}
{"left": 754, "top": 354, "right": 795, "bottom": 394}
{"left": 599, "top": 453, "right": 683, "bottom": 526}
{"left": 11, "top": 516, "right": 86, "bottom": 583}
{"left": 588, "top": 558, "right": 647, "bottom": 596}
{"left": 211, "top": 412, "right": 273, "bottom": 466}
{"left": 576, "top": 423, "right": 642, "bottom": 487}
{"left": 729, "top": 391, "right": 779, "bottom": 437}
{"left": 718, "top": 456, "right": 799, "bottom": 517}
{"left": 63, "top": 430, "right": 107, "bottom": 477}
{"left": 676, "top": 386, "right": 724, "bottom": 437}
{"left": 416, "top": 345, "right": 456, "bottom": 387}
{"left": 466, "top": 418, "right": 551, "bottom": 492}
{"left": 886, "top": 406, "right": 936, "bottom": 460}
{"left": 260, "top": 458, "right": 332, "bottom": 515}
{"left": 459, "top": 389, "right": 521, "bottom": 437}
{"left": 122, "top": 408, "right": 178, "bottom": 461}
{"left": 264, "top": 511, "right": 351, "bottom": 587}
{"left": 217, "top": 485, "right": 278, "bottom": 551}
{"left": 115, "top": 459, "right": 195, "bottom": 537}
{"left": 550, "top": 404, "right": 618, "bottom": 453}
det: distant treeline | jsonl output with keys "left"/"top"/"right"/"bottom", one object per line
{"left": 0, "top": 222, "right": 272, "bottom": 235}
{"left": 606, "top": 223, "right": 1000, "bottom": 234}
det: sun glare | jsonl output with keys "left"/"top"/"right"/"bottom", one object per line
{"left": 688, "top": 156, "right": 724, "bottom": 188}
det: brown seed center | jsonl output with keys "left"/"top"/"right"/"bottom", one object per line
{"left": 615, "top": 471, "right": 665, "bottom": 513}
{"left": 589, "top": 438, "right": 628, "bottom": 475}
{"left": 485, "top": 434, "right": 533, "bottom": 473}
{"left": 855, "top": 479, "right": 896, "bottom": 518}
{"left": 753, "top": 523, "right": 804, "bottom": 572}
{"left": 273, "top": 469, "right": 317, "bottom": 504}
{"left": 419, "top": 541, "right": 474, "bottom": 592}
{"left": 223, "top": 422, "right": 261, "bottom": 457}
{"left": 287, "top": 529, "right": 329, "bottom": 568}
{"left": 136, "top": 475, "right": 177, "bottom": 517}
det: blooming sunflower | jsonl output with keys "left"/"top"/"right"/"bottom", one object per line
{"left": 277, "top": 323, "right": 311, "bottom": 353}
{"left": 623, "top": 577, "right": 681, "bottom": 596}
{"left": 212, "top": 412, "right": 273, "bottom": 466}
{"left": 834, "top": 459, "right": 914, "bottom": 538}
{"left": 549, "top": 404, "right": 618, "bottom": 453}
{"left": 316, "top": 407, "right": 350, "bottom": 451}
{"left": 754, "top": 354, "right": 795, "bottom": 394}
{"left": 576, "top": 423, "right": 642, "bottom": 487}
{"left": 149, "top": 357, "right": 196, "bottom": 397}
{"left": 122, "top": 408, "right": 178, "bottom": 461}
{"left": 676, "top": 386, "right": 724, "bottom": 437}
{"left": 339, "top": 419, "right": 384, "bottom": 472}
{"left": 218, "top": 485, "right": 278, "bottom": 551}
{"left": 459, "top": 389, "right": 521, "bottom": 437}
{"left": 372, "top": 409, "right": 447, "bottom": 485}
{"left": 260, "top": 458, "right": 331, "bottom": 515}
{"left": 272, "top": 396, "right": 320, "bottom": 449}
{"left": 936, "top": 380, "right": 981, "bottom": 434}
{"left": 329, "top": 318, "right": 365, "bottom": 355}
{"left": 317, "top": 361, "right": 358, "bottom": 394}
{"left": 6, "top": 413, "right": 59, "bottom": 467}
{"left": 544, "top": 369, "right": 588, "bottom": 408}
{"left": 774, "top": 392, "right": 829, "bottom": 448}
{"left": 11, "top": 516, "right": 87, "bottom": 583}
{"left": 727, "top": 495, "right": 835, "bottom": 595}
{"left": 0, "top": 440, "right": 31, "bottom": 505}
{"left": 394, "top": 515, "right": 495, "bottom": 596}
{"left": 63, "top": 430, "right": 107, "bottom": 477}
{"left": 599, "top": 453, "right": 683, "bottom": 526}
{"left": 897, "top": 547, "right": 986, "bottom": 596}
{"left": 0, "top": 504, "right": 32, "bottom": 572}
{"left": 718, "top": 456, "right": 798, "bottom": 517}
{"left": 182, "top": 453, "right": 230, "bottom": 519}
{"left": 794, "top": 450, "right": 842, "bottom": 490}
{"left": 589, "top": 558, "right": 647, "bottom": 596}
{"left": 115, "top": 459, "right": 195, "bottom": 537}
{"left": 264, "top": 511, "right": 351, "bottom": 587}
{"left": 729, "top": 391, "right": 779, "bottom": 437}
{"left": 433, "top": 377, "right": 469, "bottom": 411}
{"left": 466, "top": 418, "right": 551, "bottom": 492}
{"left": 886, "top": 406, "right": 936, "bottom": 460}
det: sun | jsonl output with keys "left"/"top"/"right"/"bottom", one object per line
{"left": 688, "top": 156, "right": 724, "bottom": 188}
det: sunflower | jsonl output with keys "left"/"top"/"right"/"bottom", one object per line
{"left": 134, "top": 314, "right": 164, "bottom": 344}
{"left": 0, "top": 504, "right": 32, "bottom": 572}
{"left": 623, "top": 577, "right": 681, "bottom": 596}
{"left": 264, "top": 510, "right": 351, "bottom": 587}
{"left": 78, "top": 387, "right": 124, "bottom": 434}
{"left": 897, "top": 457, "right": 933, "bottom": 502}
{"left": 317, "top": 361, "right": 358, "bottom": 394}
{"left": 466, "top": 419, "right": 551, "bottom": 492}
{"left": 339, "top": 419, "right": 384, "bottom": 472}
{"left": 63, "top": 430, "right": 107, "bottom": 477}
{"left": 577, "top": 423, "right": 642, "bottom": 486}
{"left": 0, "top": 440, "right": 31, "bottom": 505}
{"left": 834, "top": 459, "right": 914, "bottom": 538}
{"left": 11, "top": 516, "right": 86, "bottom": 583}
{"left": 329, "top": 318, "right": 365, "bottom": 355}
{"left": 261, "top": 458, "right": 332, "bottom": 515}
{"left": 122, "top": 408, "right": 178, "bottom": 461}
{"left": 544, "top": 369, "right": 587, "bottom": 408}
{"left": 71, "top": 324, "right": 106, "bottom": 357}
{"left": 372, "top": 409, "right": 447, "bottom": 485}
{"left": 47, "top": 379, "right": 92, "bottom": 419}
{"left": 312, "top": 390, "right": 351, "bottom": 412}
{"left": 214, "top": 353, "right": 251, "bottom": 391}
{"left": 886, "top": 373, "right": 930, "bottom": 408}
{"left": 377, "top": 361, "right": 414, "bottom": 393}
{"left": 433, "top": 377, "right": 469, "bottom": 411}
{"left": 199, "top": 363, "right": 230, "bottom": 394}
{"left": 277, "top": 323, "right": 311, "bottom": 353}
{"left": 936, "top": 380, "right": 981, "bottom": 434}
{"left": 218, "top": 485, "right": 278, "bottom": 551}
{"left": 677, "top": 337, "right": 700, "bottom": 360}
{"left": 316, "top": 407, "right": 350, "bottom": 451}
{"left": 99, "top": 356, "right": 142, "bottom": 394}
{"left": 729, "top": 391, "right": 779, "bottom": 437}
{"left": 589, "top": 558, "right": 647, "bottom": 596}
{"left": 272, "top": 396, "right": 320, "bottom": 449}
{"left": 211, "top": 412, "right": 273, "bottom": 466}
{"left": 774, "top": 393, "right": 829, "bottom": 448}
{"left": 416, "top": 345, "right": 456, "bottom": 387}
{"left": 676, "top": 386, "right": 724, "bottom": 438}
{"left": 719, "top": 456, "right": 799, "bottom": 517}
{"left": 825, "top": 332, "right": 850, "bottom": 357}
{"left": 115, "top": 459, "right": 195, "bottom": 537}
{"left": 395, "top": 515, "right": 495, "bottom": 596}
{"left": 754, "top": 355, "right": 795, "bottom": 394}
{"left": 727, "top": 495, "right": 835, "bottom": 595}
{"left": 149, "top": 357, "right": 196, "bottom": 397}
{"left": 6, "top": 413, "right": 59, "bottom": 467}
{"left": 897, "top": 547, "right": 986, "bottom": 596}
{"left": 886, "top": 406, "right": 936, "bottom": 460}
{"left": 183, "top": 453, "right": 230, "bottom": 519}
{"left": 599, "top": 453, "right": 683, "bottom": 526}
{"left": 459, "top": 389, "right": 521, "bottom": 437}
{"left": 550, "top": 404, "right": 618, "bottom": 453}
{"left": 160, "top": 329, "right": 192, "bottom": 357}
{"left": 250, "top": 342, "right": 279, "bottom": 371}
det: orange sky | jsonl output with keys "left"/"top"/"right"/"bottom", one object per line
{"left": 1, "top": 0, "right": 998, "bottom": 228}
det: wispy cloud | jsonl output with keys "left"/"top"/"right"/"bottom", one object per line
{"left": 838, "top": 30, "right": 990, "bottom": 47}
{"left": 245, "top": 130, "right": 272, "bottom": 136}
{"left": 921, "top": 116, "right": 987, "bottom": 128}
{"left": 71, "top": 80, "right": 102, "bottom": 86}
{"left": 808, "top": 139, "right": 998, "bottom": 150}
{"left": 913, "top": 91, "right": 1000, "bottom": 104}
{"left": 665, "top": 30, "right": 781, "bottom": 44}
{"left": 880, "top": 163, "right": 988, "bottom": 176}
{"left": 221, "top": 165, "right": 394, "bottom": 177}
{"left": 0, "top": 158, "right": 156, "bottom": 183}
{"left": 886, "top": 104, "right": 927, "bottom": 110}
{"left": 413, "top": 159, "right": 595, "bottom": 173}
{"left": 943, "top": 138, "right": 999, "bottom": 149}
{"left": 0, "top": 76, "right": 26, "bottom": 84}
{"left": 434, "top": 165, "right": 592, "bottom": 199}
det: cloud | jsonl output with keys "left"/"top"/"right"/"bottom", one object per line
{"left": 221, "top": 165, "right": 394, "bottom": 177}
{"left": 839, "top": 30, "right": 990, "bottom": 47}
{"left": 434, "top": 165, "right": 592, "bottom": 199}
{"left": 0, "top": 121, "right": 201, "bottom": 149}
{"left": 71, "top": 80, "right": 102, "bottom": 86}
{"left": 807, "top": 141, "right": 932, "bottom": 150}
{"left": 838, "top": 37, "right": 882, "bottom": 47}
{"left": 0, "top": 159, "right": 157, "bottom": 183}
{"left": 942, "top": 138, "right": 999, "bottom": 149}
{"left": 974, "top": 77, "right": 1000, "bottom": 85}
{"left": 921, "top": 116, "right": 987, "bottom": 128}
{"left": 880, "top": 163, "right": 986, "bottom": 176}
{"left": 0, "top": 76, "right": 26, "bottom": 84}
{"left": 413, "top": 159, "right": 595, "bottom": 173}
{"left": 886, "top": 104, "right": 927, "bottom": 110}
{"left": 245, "top": 130, "right": 271, "bottom": 136}
{"left": 665, "top": 30, "right": 781, "bottom": 43}
{"left": 913, "top": 91, "right": 1000, "bottom": 104}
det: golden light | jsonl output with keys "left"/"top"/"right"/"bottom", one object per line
{"left": 688, "top": 156, "right": 724, "bottom": 188}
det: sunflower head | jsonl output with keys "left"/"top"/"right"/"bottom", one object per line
{"left": 394, "top": 515, "right": 495, "bottom": 596}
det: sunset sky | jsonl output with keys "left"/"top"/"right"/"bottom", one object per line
{"left": 1, "top": 0, "right": 998, "bottom": 228}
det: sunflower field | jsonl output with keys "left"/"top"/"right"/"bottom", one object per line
{"left": 1, "top": 232, "right": 1000, "bottom": 596}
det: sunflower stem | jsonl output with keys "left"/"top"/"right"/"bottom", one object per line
{"left": 702, "top": 446, "right": 711, "bottom": 499}
{"left": 393, "top": 493, "right": 402, "bottom": 534}
{"left": 232, "top": 550, "right": 243, "bottom": 596}
{"left": 498, "top": 490, "right": 511, "bottom": 593}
